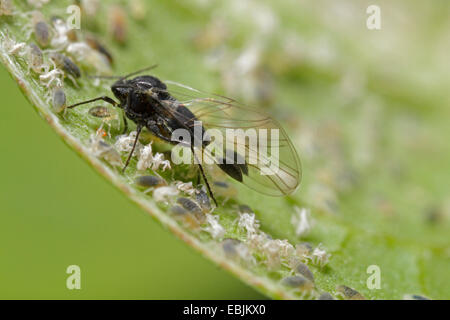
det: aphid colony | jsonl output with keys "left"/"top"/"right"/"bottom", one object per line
{"left": 2, "top": 0, "right": 343, "bottom": 301}
{"left": 132, "top": 168, "right": 332, "bottom": 299}
{"left": 1, "top": 2, "right": 119, "bottom": 116}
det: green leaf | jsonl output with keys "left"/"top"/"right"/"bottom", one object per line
{"left": 1, "top": 0, "right": 449, "bottom": 299}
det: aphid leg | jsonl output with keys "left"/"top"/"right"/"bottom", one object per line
{"left": 190, "top": 145, "right": 218, "bottom": 207}
{"left": 67, "top": 96, "right": 117, "bottom": 109}
{"left": 122, "top": 124, "right": 142, "bottom": 173}
{"left": 196, "top": 170, "right": 201, "bottom": 185}
{"left": 122, "top": 110, "right": 128, "bottom": 134}
{"left": 66, "top": 74, "right": 79, "bottom": 88}
{"left": 197, "top": 163, "right": 218, "bottom": 207}
{"left": 146, "top": 121, "right": 173, "bottom": 143}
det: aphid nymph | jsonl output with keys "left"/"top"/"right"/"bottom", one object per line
{"left": 108, "top": 5, "right": 127, "bottom": 45}
{"left": 49, "top": 52, "right": 81, "bottom": 79}
{"left": 335, "top": 285, "right": 365, "bottom": 300}
{"left": 281, "top": 275, "right": 314, "bottom": 290}
{"left": 195, "top": 187, "right": 212, "bottom": 212}
{"left": 295, "top": 262, "right": 314, "bottom": 283}
{"left": 221, "top": 238, "right": 242, "bottom": 258}
{"left": 135, "top": 175, "right": 165, "bottom": 188}
{"left": 177, "top": 197, "right": 202, "bottom": 215}
{"left": 88, "top": 105, "right": 114, "bottom": 118}
{"left": 31, "top": 11, "right": 51, "bottom": 47}
{"left": 318, "top": 292, "right": 335, "bottom": 300}
{"left": 52, "top": 88, "right": 66, "bottom": 113}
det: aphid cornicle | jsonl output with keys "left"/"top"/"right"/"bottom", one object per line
{"left": 67, "top": 66, "right": 301, "bottom": 206}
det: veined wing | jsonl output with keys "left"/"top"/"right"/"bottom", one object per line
{"left": 160, "top": 80, "right": 302, "bottom": 196}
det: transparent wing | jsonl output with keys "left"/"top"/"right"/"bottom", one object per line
{"left": 161, "top": 80, "right": 302, "bottom": 196}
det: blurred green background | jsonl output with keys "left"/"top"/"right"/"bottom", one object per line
{"left": 1, "top": 0, "right": 449, "bottom": 299}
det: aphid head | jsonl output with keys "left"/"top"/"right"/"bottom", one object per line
{"left": 111, "top": 80, "right": 131, "bottom": 105}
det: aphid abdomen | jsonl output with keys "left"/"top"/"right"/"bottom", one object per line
{"left": 52, "top": 88, "right": 66, "bottom": 113}
{"left": 217, "top": 151, "right": 249, "bottom": 182}
{"left": 166, "top": 104, "right": 209, "bottom": 147}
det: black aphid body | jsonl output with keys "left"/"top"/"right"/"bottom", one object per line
{"left": 112, "top": 75, "right": 248, "bottom": 184}
{"left": 67, "top": 70, "right": 220, "bottom": 205}
{"left": 111, "top": 75, "right": 205, "bottom": 147}
{"left": 67, "top": 66, "right": 302, "bottom": 206}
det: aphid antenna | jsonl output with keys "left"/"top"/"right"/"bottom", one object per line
{"left": 120, "top": 64, "right": 158, "bottom": 80}
{"left": 87, "top": 74, "right": 122, "bottom": 80}
{"left": 86, "top": 64, "right": 158, "bottom": 81}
